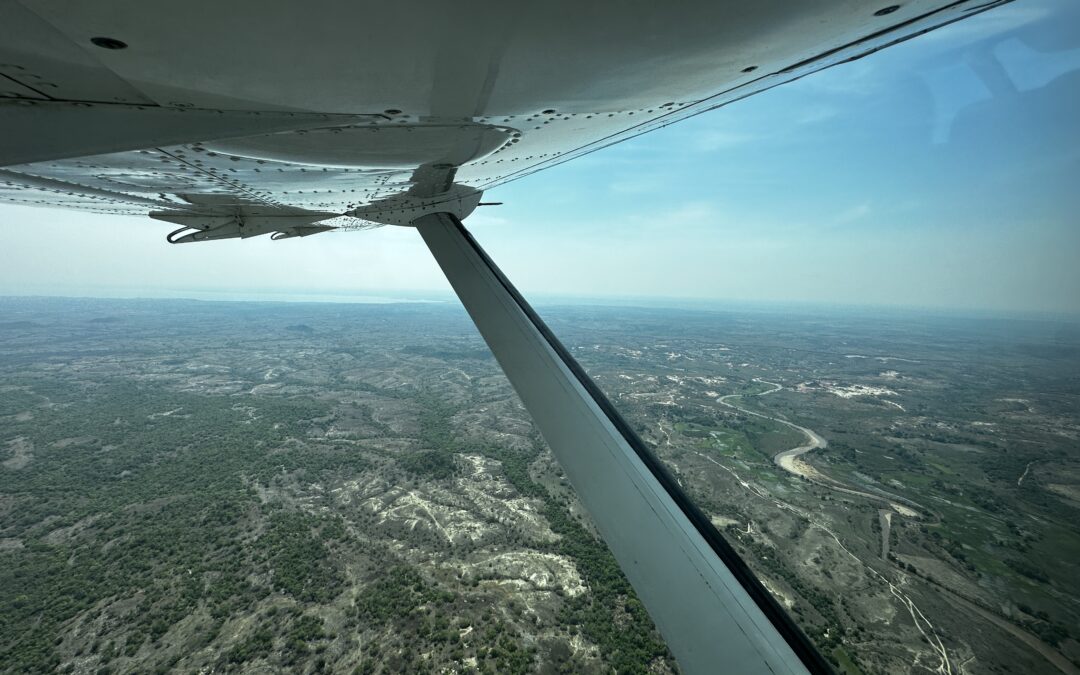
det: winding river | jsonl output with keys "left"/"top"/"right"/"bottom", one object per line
{"left": 712, "top": 378, "right": 1078, "bottom": 675}
{"left": 718, "top": 378, "right": 922, "bottom": 518}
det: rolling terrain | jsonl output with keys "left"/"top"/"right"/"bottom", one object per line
{"left": 1, "top": 297, "right": 1078, "bottom": 674}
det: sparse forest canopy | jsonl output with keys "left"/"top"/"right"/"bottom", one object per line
{"left": 400, "top": 449, "right": 459, "bottom": 480}
{"left": 1, "top": 297, "right": 1078, "bottom": 674}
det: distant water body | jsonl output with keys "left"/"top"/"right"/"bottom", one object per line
{"left": 164, "top": 289, "right": 449, "bottom": 304}
{"left": 3, "top": 287, "right": 452, "bottom": 305}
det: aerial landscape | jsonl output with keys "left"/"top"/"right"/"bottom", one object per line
{"left": 1, "top": 296, "right": 1078, "bottom": 674}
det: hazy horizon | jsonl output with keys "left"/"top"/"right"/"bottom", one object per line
{"left": 3, "top": 287, "right": 1078, "bottom": 324}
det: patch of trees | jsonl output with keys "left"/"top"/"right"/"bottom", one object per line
{"left": 400, "top": 449, "right": 459, "bottom": 480}
{"left": 968, "top": 489, "right": 1008, "bottom": 515}
{"left": 258, "top": 511, "right": 346, "bottom": 603}
{"left": 223, "top": 627, "right": 274, "bottom": 666}
{"left": 355, "top": 565, "right": 446, "bottom": 627}
{"left": 668, "top": 408, "right": 716, "bottom": 428}
{"left": 1003, "top": 558, "right": 1049, "bottom": 584}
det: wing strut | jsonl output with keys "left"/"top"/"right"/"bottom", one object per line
{"left": 415, "top": 212, "right": 829, "bottom": 675}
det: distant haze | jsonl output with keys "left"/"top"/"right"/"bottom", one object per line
{"left": 1, "top": 0, "right": 1077, "bottom": 316}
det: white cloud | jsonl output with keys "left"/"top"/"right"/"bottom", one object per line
{"left": 833, "top": 203, "right": 872, "bottom": 225}
{"left": 695, "top": 129, "right": 760, "bottom": 152}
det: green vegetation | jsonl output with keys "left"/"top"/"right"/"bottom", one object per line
{"left": 832, "top": 646, "right": 865, "bottom": 675}
{"left": 0, "top": 381, "right": 329, "bottom": 672}
{"left": 3, "top": 297, "right": 1079, "bottom": 675}
{"left": 400, "top": 448, "right": 459, "bottom": 480}
{"left": 356, "top": 566, "right": 441, "bottom": 627}
{"left": 417, "top": 395, "right": 674, "bottom": 674}
{"left": 259, "top": 511, "right": 346, "bottom": 603}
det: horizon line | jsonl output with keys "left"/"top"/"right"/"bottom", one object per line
{"left": 1, "top": 289, "right": 1078, "bottom": 323}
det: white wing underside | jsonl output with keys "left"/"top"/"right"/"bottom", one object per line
{"left": 0, "top": 0, "right": 1009, "bottom": 240}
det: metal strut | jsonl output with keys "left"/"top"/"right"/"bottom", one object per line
{"left": 415, "top": 212, "right": 828, "bottom": 675}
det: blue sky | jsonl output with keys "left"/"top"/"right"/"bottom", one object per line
{"left": 1, "top": 0, "right": 1077, "bottom": 315}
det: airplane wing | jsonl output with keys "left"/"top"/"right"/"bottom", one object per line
{"left": 0, "top": 1, "right": 1012, "bottom": 673}
{"left": 1, "top": 0, "right": 1008, "bottom": 240}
